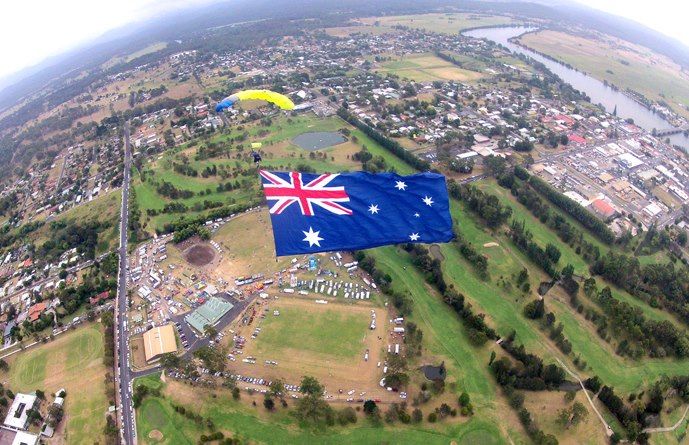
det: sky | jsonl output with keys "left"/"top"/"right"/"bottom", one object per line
{"left": 572, "top": 0, "right": 689, "bottom": 47}
{"left": 0, "top": 0, "right": 213, "bottom": 80}
{"left": 0, "top": 0, "right": 688, "bottom": 81}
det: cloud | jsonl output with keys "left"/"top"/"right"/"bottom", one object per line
{"left": 0, "top": 0, "right": 214, "bottom": 79}
{"left": 574, "top": 0, "right": 689, "bottom": 48}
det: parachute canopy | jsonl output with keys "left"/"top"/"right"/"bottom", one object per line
{"left": 215, "top": 89, "right": 295, "bottom": 112}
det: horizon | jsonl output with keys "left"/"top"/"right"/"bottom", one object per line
{"left": 0, "top": 0, "right": 688, "bottom": 84}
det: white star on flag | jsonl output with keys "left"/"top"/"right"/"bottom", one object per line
{"left": 409, "top": 233, "right": 420, "bottom": 241}
{"left": 302, "top": 227, "right": 323, "bottom": 247}
{"left": 423, "top": 196, "right": 434, "bottom": 206}
{"left": 368, "top": 204, "right": 380, "bottom": 214}
{"left": 395, "top": 181, "right": 407, "bottom": 191}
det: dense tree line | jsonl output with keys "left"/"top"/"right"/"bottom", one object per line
{"left": 161, "top": 200, "right": 260, "bottom": 236}
{"left": 509, "top": 220, "right": 560, "bottom": 278}
{"left": 597, "top": 385, "right": 647, "bottom": 442}
{"left": 527, "top": 176, "right": 615, "bottom": 244}
{"left": 337, "top": 108, "right": 430, "bottom": 171}
{"left": 173, "top": 162, "right": 198, "bottom": 177}
{"left": 523, "top": 297, "right": 574, "bottom": 356}
{"left": 102, "top": 311, "right": 115, "bottom": 369}
{"left": 173, "top": 224, "right": 211, "bottom": 244}
{"left": 454, "top": 229, "right": 489, "bottom": 280}
{"left": 489, "top": 338, "right": 562, "bottom": 445}
{"left": 494, "top": 335, "right": 567, "bottom": 391}
{"left": 499, "top": 171, "right": 601, "bottom": 263}
{"left": 402, "top": 244, "right": 498, "bottom": 345}
{"left": 448, "top": 181, "right": 512, "bottom": 229}
{"left": 592, "top": 251, "right": 689, "bottom": 325}
{"left": 147, "top": 199, "right": 224, "bottom": 217}
{"left": 587, "top": 284, "right": 689, "bottom": 358}
{"left": 156, "top": 180, "right": 195, "bottom": 200}
{"left": 128, "top": 187, "right": 144, "bottom": 243}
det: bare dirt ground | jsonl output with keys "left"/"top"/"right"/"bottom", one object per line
{"left": 183, "top": 243, "right": 216, "bottom": 267}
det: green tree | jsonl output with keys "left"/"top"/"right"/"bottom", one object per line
{"left": 363, "top": 400, "right": 378, "bottom": 415}
{"left": 299, "top": 376, "right": 324, "bottom": 397}
{"left": 269, "top": 379, "right": 284, "bottom": 399}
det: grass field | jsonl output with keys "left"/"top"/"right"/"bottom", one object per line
{"left": 134, "top": 113, "right": 413, "bottom": 234}
{"left": 4, "top": 325, "right": 107, "bottom": 444}
{"left": 360, "top": 13, "right": 517, "bottom": 35}
{"left": 443, "top": 184, "right": 689, "bottom": 393}
{"left": 211, "top": 210, "right": 293, "bottom": 277}
{"left": 102, "top": 42, "right": 168, "bottom": 69}
{"left": 377, "top": 53, "right": 484, "bottom": 82}
{"left": 31, "top": 190, "right": 121, "bottom": 254}
{"left": 324, "top": 25, "right": 396, "bottom": 37}
{"left": 518, "top": 30, "right": 689, "bottom": 120}
{"left": 253, "top": 300, "right": 369, "bottom": 359}
{"left": 136, "top": 363, "right": 506, "bottom": 445}
{"left": 477, "top": 180, "right": 687, "bottom": 329}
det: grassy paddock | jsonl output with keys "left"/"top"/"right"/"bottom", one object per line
{"left": 376, "top": 53, "right": 484, "bottom": 82}
{"left": 360, "top": 13, "right": 517, "bottom": 34}
{"left": 135, "top": 373, "right": 506, "bottom": 445}
{"left": 518, "top": 30, "right": 689, "bottom": 119}
{"left": 253, "top": 301, "right": 369, "bottom": 359}
{"left": 134, "top": 113, "right": 413, "bottom": 233}
{"left": 5, "top": 325, "right": 108, "bottom": 444}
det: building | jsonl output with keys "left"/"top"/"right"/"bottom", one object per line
{"left": 143, "top": 324, "right": 178, "bottom": 362}
{"left": 3, "top": 393, "right": 36, "bottom": 430}
{"left": 27, "top": 303, "right": 46, "bottom": 323}
{"left": 590, "top": 198, "right": 618, "bottom": 221}
{"left": 0, "top": 428, "right": 39, "bottom": 445}
{"left": 185, "top": 296, "right": 233, "bottom": 334}
{"left": 89, "top": 290, "right": 111, "bottom": 305}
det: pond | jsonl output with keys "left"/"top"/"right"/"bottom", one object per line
{"left": 292, "top": 131, "right": 346, "bottom": 151}
{"left": 420, "top": 363, "right": 447, "bottom": 381}
{"left": 462, "top": 26, "right": 689, "bottom": 150}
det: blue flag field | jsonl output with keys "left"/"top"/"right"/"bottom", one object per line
{"left": 260, "top": 170, "right": 454, "bottom": 256}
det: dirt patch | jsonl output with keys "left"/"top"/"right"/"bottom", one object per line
{"left": 130, "top": 335, "right": 147, "bottom": 369}
{"left": 429, "top": 244, "right": 445, "bottom": 261}
{"left": 148, "top": 429, "right": 164, "bottom": 441}
{"left": 183, "top": 243, "right": 216, "bottom": 267}
{"left": 483, "top": 242, "right": 499, "bottom": 248}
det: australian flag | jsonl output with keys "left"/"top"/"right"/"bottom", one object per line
{"left": 260, "top": 170, "right": 454, "bottom": 256}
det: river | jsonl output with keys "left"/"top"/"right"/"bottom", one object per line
{"left": 463, "top": 26, "right": 689, "bottom": 150}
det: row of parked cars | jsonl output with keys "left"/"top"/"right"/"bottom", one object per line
{"left": 173, "top": 321, "right": 189, "bottom": 348}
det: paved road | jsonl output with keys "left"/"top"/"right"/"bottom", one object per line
{"left": 129, "top": 291, "right": 259, "bottom": 379}
{"left": 115, "top": 121, "right": 135, "bottom": 445}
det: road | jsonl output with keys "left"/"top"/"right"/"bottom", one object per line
{"left": 555, "top": 358, "right": 613, "bottom": 437}
{"left": 644, "top": 404, "right": 689, "bottom": 434}
{"left": 129, "top": 291, "right": 259, "bottom": 379}
{"left": 115, "top": 121, "right": 136, "bottom": 445}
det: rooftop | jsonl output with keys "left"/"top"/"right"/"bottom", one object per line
{"left": 185, "top": 296, "right": 233, "bottom": 333}
{"left": 143, "top": 324, "right": 178, "bottom": 362}
{"left": 4, "top": 393, "right": 36, "bottom": 430}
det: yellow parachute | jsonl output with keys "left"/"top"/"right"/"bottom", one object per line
{"left": 215, "top": 89, "right": 295, "bottom": 112}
